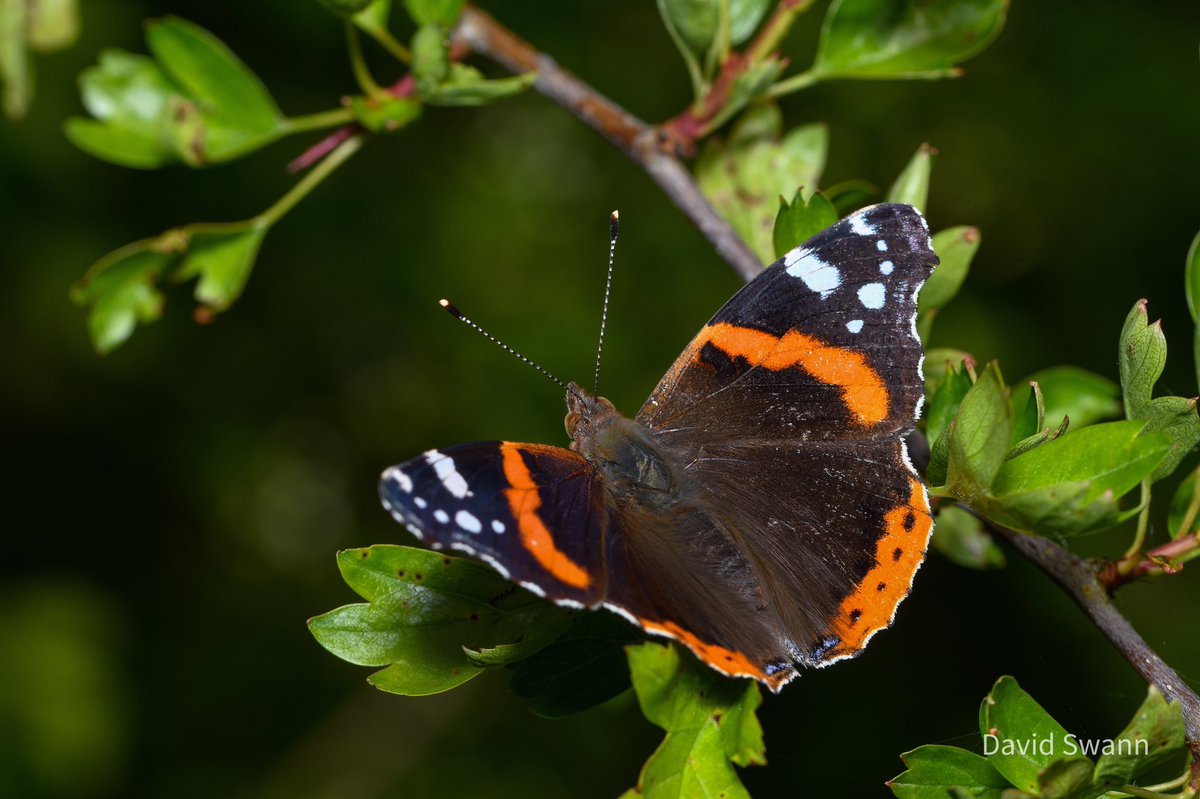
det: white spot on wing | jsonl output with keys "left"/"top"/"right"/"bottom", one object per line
{"left": 846, "top": 319, "right": 864, "bottom": 334}
{"left": 426, "top": 450, "right": 470, "bottom": 498}
{"left": 491, "top": 519, "right": 506, "bottom": 534}
{"left": 455, "top": 509, "right": 482, "bottom": 533}
{"left": 858, "top": 283, "right": 886, "bottom": 309}
{"left": 849, "top": 212, "right": 875, "bottom": 236}
{"left": 433, "top": 509, "right": 449, "bottom": 523}
{"left": 879, "top": 260, "right": 894, "bottom": 275}
{"left": 414, "top": 496, "right": 427, "bottom": 509}
{"left": 877, "top": 239, "right": 888, "bottom": 252}
{"left": 383, "top": 467, "right": 413, "bottom": 493}
{"left": 784, "top": 249, "right": 841, "bottom": 298}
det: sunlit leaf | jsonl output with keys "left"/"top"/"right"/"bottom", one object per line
{"left": 814, "top": 0, "right": 1008, "bottom": 80}
{"left": 27, "top": 0, "right": 80, "bottom": 53}
{"left": 946, "top": 362, "right": 1011, "bottom": 496}
{"left": 773, "top": 190, "right": 837, "bottom": 258}
{"left": 622, "top": 642, "right": 764, "bottom": 799}
{"left": 978, "top": 676, "right": 1072, "bottom": 794}
{"left": 349, "top": 94, "right": 421, "bottom": 132}
{"left": 889, "top": 745, "right": 1010, "bottom": 799}
{"left": 1092, "top": 686, "right": 1186, "bottom": 788}
{"left": 1021, "top": 366, "right": 1120, "bottom": 431}
{"left": 918, "top": 226, "right": 978, "bottom": 339}
{"left": 403, "top": 0, "right": 465, "bottom": 27}
{"left": 887, "top": 143, "right": 934, "bottom": 211}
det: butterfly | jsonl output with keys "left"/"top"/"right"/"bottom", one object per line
{"left": 379, "top": 203, "right": 938, "bottom": 691}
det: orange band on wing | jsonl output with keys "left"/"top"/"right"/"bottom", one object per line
{"left": 828, "top": 478, "right": 932, "bottom": 657}
{"left": 697, "top": 322, "right": 889, "bottom": 426}
{"left": 499, "top": 442, "right": 591, "bottom": 591}
{"left": 638, "top": 618, "right": 792, "bottom": 690}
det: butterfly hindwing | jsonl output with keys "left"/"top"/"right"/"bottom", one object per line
{"left": 379, "top": 441, "right": 605, "bottom": 605}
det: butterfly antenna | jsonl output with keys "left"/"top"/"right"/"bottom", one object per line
{"left": 439, "top": 299, "right": 581, "bottom": 400}
{"left": 593, "top": 210, "right": 619, "bottom": 396}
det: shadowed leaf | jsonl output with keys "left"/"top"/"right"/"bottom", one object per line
{"left": 889, "top": 745, "right": 1010, "bottom": 799}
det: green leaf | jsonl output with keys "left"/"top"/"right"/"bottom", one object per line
{"left": 931, "top": 505, "right": 1004, "bottom": 570}
{"left": 411, "top": 22, "right": 448, "bottom": 90}
{"left": 0, "top": 0, "right": 31, "bottom": 120}
{"left": 146, "top": 17, "right": 283, "bottom": 159}
{"left": 403, "top": 0, "right": 465, "bottom": 27}
{"left": 623, "top": 642, "right": 764, "bottom": 799}
{"left": 64, "top": 50, "right": 181, "bottom": 168}
{"left": 1168, "top": 467, "right": 1200, "bottom": 536}
{"left": 888, "top": 143, "right": 935, "bottom": 211}
{"left": 926, "top": 356, "right": 973, "bottom": 449}
{"left": 978, "top": 676, "right": 1072, "bottom": 794}
{"left": 825, "top": 178, "right": 879, "bottom": 216}
{"left": 508, "top": 610, "right": 643, "bottom": 718}
{"left": 1093, "top": 686, "right": 1186, "bottom": 788}
{"left": 1010, "top": 381, "right": 1043, "bottom": 447}
{"left": 309, "top": 546, "right": 566, "bottom": 696}
{"left": 172, "top": 223, "right": 268, "bottom": 312}
{"left": 814, "top": 0, "right": 1008, "bottom": 80}
{"left": 658, "top": 0, "right": 721, "bottom": 54}
{"left": 422, "top": 63, "right": 536, "bottom": 106}
{"left": 348, "top": 94, "right": 421, "bottom": 133}
{"left": 946, "top": 362, "right": 1012, "bottom": 498}
{"left": 1022, "top": 367, "right": 1121, "bottom": 431}
{"left": 728, "top": 0, "right": 772, "bottom": 46}
{"left": 70, "top": 241, "right": 172, "bottom": 354}
{"left": 889, "top": 745, "right": 1011, "bottom": 799}
{"left": 773, "top": 191, "right": 838, "bottom": 258}
{"left": 1119, "top": 300, "right": 1200, "bottom": 481}
{"left": 352, "top": 0, "right": 393, "bottom": 36}
{"left": 918, "top": 226, "right": 979, "bottom": 339}
{"left": 985, "top": 420, "right": 1170, "bottom": 536}
{"left": 27, "top": 0, "right": 80, "bottom": 53}
{"left": 1184, "top": 229, "right": 1200, "bottom": 323}
{"left": 705, "top": 54, "right": 785, "bottom": 133}
{"left": 923, "top": 347, "right": 973, "bottom": 390}
{"left": 695, "top": 104, "right": 828, "bottom": 263}
{"left": 1035, "top": 758, "right": 1098, "bottom": 799}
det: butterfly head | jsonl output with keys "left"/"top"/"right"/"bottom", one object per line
{"left": 564, "top": 382, "right": 618, "bottom": 443}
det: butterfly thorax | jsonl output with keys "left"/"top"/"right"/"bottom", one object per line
{"left": 565, "top": 383, "right": 677, "bottom": 496}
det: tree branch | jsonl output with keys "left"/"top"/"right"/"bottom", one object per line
{"left": 453, "top": 5, "right": 762, "bottom": 282}
{"left": 992, "top": 526, "right": 1200, "bottom": 789}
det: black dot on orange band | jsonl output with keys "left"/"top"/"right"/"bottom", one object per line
{"left": 876, "top": 582, "right": 887, "bottom": 592}
{"left": 892, "top": 547, "right": 903, "bottom": 562}
{"left": 902, "top": 511, "right": 916, "bottom": 532}
{"left": 849, "top": 609, "right": 863, "bottom": 625}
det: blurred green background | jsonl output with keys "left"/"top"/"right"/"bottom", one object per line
{"left": 2, "top": 2, "right": 1199, "bottom": 797}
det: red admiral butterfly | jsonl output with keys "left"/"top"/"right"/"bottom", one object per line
{"left": 380, "top": 203, "right": 937, "bottom": 691}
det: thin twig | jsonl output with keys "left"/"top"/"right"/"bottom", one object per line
{"left": 991, "top": 525, "right": 1200, "bottom": 789}
{"left": 453, "top": 5, "right": 762, "bottom": 281}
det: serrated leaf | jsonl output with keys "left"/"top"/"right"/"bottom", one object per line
{"left": 309, "top": 546, "right": 566, "bottom": 696}
{"left": 773, "top": 191, "right": 838, "bottom": 258}
{"left": 172, "top": 223, "right": 268, "bottom": 312}
{"left": 1022, "top": 367, "right": 1120, "bottom": 431}
{"left": 979, "top": 676, "right": 1073, "bottom": 794}
{"left": 888, "top": 144, "right": 934, "bottom": 211}
{"left": 70, "top": 242, "right": 172, "bottom": 353}
{"left": 923, "top": 347, "right": 973, "bottom": 390}
{"left": 918, "top": 226, "right": 979, "bottom": 339}
{"left": 623, "top": 642, "right": 764, "bottom": 799}
{"left": 931, "top": 505, "right": 1004, "bottom": 570}
{"left": 348, "top": 94, "right": 421, "bottom": 132}
{"left": 696, "top": 105, "right": 828, "bottom": 263}
{"left": 927, "top": 357, "right": 973, "bottom": 448}
{"left": 946, "top": 362, "right": 1012, "bottom": 498}
{"left": 1119, "top": 300, "right": 1200, "bottom": 481}
{"left": 985, "top": 421, "right": 1170, "bottom": 536}
{"left": 508, "top": 610, "right": 643, "bottom": 718}
{"left": 1092, "top": 686, "right": 1186, "bottom": 788}
{"left": 814, "top": 0, "right": 1008, "bottom": 80}
{"left": 403, "top": 0, "right": 464, "bottom": 27}
{"left": 146, "top": 17, "right": 284, "bottom": 159}
{"left": 1010, "top": 381, "right": 1043, "bottom": 447}
{"left": 889, "top": 745, "right": 1011, "bottom": 799}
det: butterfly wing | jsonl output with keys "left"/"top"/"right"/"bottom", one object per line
{"left": 634, "top": 203, "right": 937, "bottom": 667}
{"left": 379, "top": 442, "right": 605, "bottom": 605}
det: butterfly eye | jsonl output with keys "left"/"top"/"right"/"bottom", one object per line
{"left": 565, "top": 409, "right": 584, "bottom": 438}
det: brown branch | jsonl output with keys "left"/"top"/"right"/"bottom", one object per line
{"left": 992, "top": 526, "right": 1200, "bottom": 789}
{"left": 453, "top": 5, "right": 762, "bottom": 282}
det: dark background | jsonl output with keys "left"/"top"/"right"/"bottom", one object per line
{"left": 2, "top": 2, "right": 1199, "bottom": 797}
